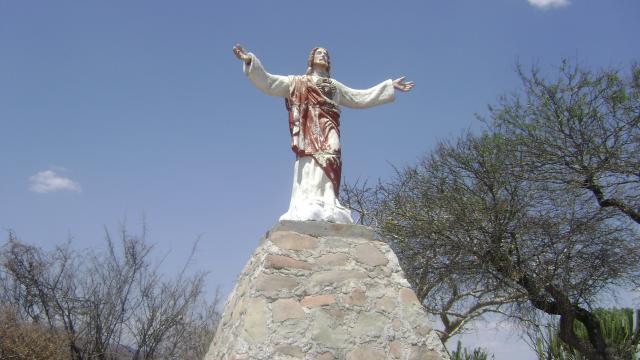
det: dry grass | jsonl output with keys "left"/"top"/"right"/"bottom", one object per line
{"left": 0, "top": 307, "right": 71, "bottom": 360}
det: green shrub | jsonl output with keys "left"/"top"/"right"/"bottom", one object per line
{"left": 450, "top": 341, "right": 495, "bottom": 360}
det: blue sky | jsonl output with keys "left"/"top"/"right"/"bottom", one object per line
{"left": 1, "top": 1, "right": 638, "bottom": 358}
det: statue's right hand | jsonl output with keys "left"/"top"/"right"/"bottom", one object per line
{"left": 233, "top": 43, "right": 251, "bottom": 64}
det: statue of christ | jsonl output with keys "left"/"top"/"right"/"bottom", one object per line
{"left": 233, "top": 44, "right": 414, "bottom": 224}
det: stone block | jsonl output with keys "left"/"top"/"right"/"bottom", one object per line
{"left": 275, "top": 345, "right": 305, "bottom": 358}
{"left": 273, "top": 220, "right": 375, "bottom": 239}
{"left": 354, "top": 244, "right": 388, "bottom": 267}
{"left": 312, "top": 310, "right": 348, "bottom": 348}
{"left": 266, "top": 254, "right": 312, "bottom": 270}
{"left": 315, "top": 352, "right": 335, "bottom": 360}
{"left": 242, "top": 297, "right": 267, "bottom": 343}
{"left": 229, "top": 354, "right": 249, "bottom": 360}
{"left": 313, "top": 326, "right": 349, "bottom": 348}
{"left": 316, "top": 253, "right": 349, "bottom": 267}
{"left": 272, "top": 298, "right": 305, "bottom": 322}
{"left": 344, "top": 289, "right": 366, "bottom": 306}
{"left": 352, "top": 313, "right": 387, "bottom": 337}
{"left": 325, "top": 237, "right": 350, "bottom": 248}
{"left": 310, "top": 270, "right": 367, "bottom": 285}
{"left": 409, "top": 347, "right": 442, "bottom": 360}
{"left": 301, "top": 294, "right": 336, "bottom": 308}
{"left": 416, "top": 323, "right": 433, "bottom": 336}
{"left": 346, "top": 345, "right": 385, "bottom": 360}
{"left": 255, "top": 274, "right": 298, "bottom": 292}
{"left": 390, "top": 340, "right": 403, "bottom": 358}
{"left": 270, "top": 230, "right": 319, "bottom": 250}
{"left": 375, "top": 295, "right": 396, "bottom": 313}
{"left": 328, "top": 308, "right": 345, "bottom": 321}
{"left": 399, "top": 287, "right": 421, "bottom": 306}
{"left": 277, "top": 318, "right": 310, "bottom": 339}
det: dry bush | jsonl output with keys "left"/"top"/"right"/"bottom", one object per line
{"left": 0, "top": 225, "right": 220, "bottom": 360}
{"left": 0, "top": 306, "right": 71, "bottom": 360}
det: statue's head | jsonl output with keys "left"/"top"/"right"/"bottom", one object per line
{"left": 306, "top": 47, "right": 331, "bottom": 77}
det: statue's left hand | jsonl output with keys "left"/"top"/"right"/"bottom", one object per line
{"left": 393, "top": 76, "right": 415, "bottom": 92}
{"left": 233, "top": 43, "right": 252, "bottom": 65}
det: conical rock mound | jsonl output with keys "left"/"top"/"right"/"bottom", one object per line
{"left": 205, "top": 221, "right": 449, "bottom": 360}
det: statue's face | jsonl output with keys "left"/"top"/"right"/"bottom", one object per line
{"left": 312, "top": 48, "right": 329, "bottom": 70}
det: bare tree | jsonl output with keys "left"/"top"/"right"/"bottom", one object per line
{"left": 165, "top": 291, "right": 221, "bottom": 360}
{"left": 341, "top": 178, "right": 384, "bottom": 227}
{"left": 0, "top": 225, "right": 220, "bottom": 360}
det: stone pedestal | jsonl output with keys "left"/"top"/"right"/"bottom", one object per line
{"left": 205, "top": 221, "right": 449, "bottom": 360}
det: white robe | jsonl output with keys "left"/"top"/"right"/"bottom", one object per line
{"left": 243, "top": 53, "right": 395, "bottom": 224}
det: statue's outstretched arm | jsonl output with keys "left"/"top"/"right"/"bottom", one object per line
{"left": 335, "top": 75, "right": 414, "bottom": 109}
{"left": 233, "top": 43, "right": 290, "bottom": 98}
{"left": 335, "top": 79, "right": 396, "bottom": 109}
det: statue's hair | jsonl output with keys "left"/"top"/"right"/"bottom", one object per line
{"left": 305, "top": 47, "right": 331, "bottom": 77}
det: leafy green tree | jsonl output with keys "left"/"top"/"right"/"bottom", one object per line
{"left": 341, "top": 61, "right": 640, "bottom": 360}
{"left": 490, "top": 61, "right": 640, "bottom": 225}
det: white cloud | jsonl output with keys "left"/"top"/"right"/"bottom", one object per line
{"left": 527, "top": 0, "right": 570, "bottom": 9}
{"left": 29, "top": 170, "right": 82, "bottom": 193}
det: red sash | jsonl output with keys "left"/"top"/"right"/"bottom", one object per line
{"left": 285, "top": 76, "right": 342, "bottom": 195}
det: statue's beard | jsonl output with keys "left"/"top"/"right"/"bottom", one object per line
{"left": 311, "top": 64, "right": 329, "bottom": 78}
